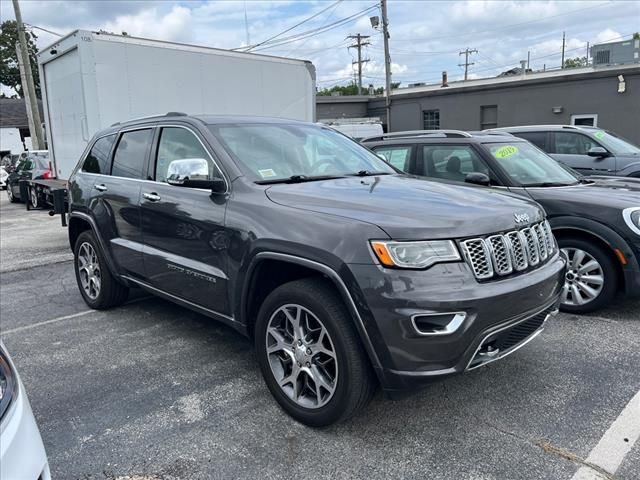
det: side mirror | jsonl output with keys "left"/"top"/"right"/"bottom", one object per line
{"left": 166, "top": 158, "right": 226, "bottom": 193}
{"left": 464, "top": 172, "right": 491, "bottom": 187}
{"left": 587, "top": 147, "right": 609, "bottom": 158}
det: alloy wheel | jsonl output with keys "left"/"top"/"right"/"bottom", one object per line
{"left": 560, "top": 247, "right": 605, "bottom": 306}
{"left": 265, "top": 304, "right": 338, "bottom": 409}
{"left": 77, "top": 242, "right": 102, "bottom": 300}
{"left": 7, "top": 187, "right": 13, "bottom": 201}
{"left": 30, "top": 188, "right": 38, "bottom": 208}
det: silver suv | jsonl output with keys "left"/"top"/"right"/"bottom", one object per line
{"left": 490, "top": 125, "right": 640, "bottom": 177}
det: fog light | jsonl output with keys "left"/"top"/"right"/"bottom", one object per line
{"left": 411, "top": 312, "right": 466, "bottom": 336}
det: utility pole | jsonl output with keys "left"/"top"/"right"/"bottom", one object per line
{"left": 561, "top": 31, "right": 566, "bottom": 69}
{"left": 458, "top": 48, "right": 477, "bottom": 81}
{"left": 381, "top": 0, "right": 392, "bottom": 131}
{"left": 586, "top": 41, "right": 590, "bottom": 66}
{"left": 12, "top": 0, "right": 44, "bottom": 150}
{"left": 348, "top": 34, "right": 370, "bottom": 95}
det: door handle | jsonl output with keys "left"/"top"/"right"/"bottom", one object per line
{"left": 94, "top": 184, "right": 107, "bottom": 192}
{"left": 143, "top": 192, "right": 161, "bottom": 202}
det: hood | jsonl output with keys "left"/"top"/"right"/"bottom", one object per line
{"left": 266, "top": 175, "right": 544, "bottom": 239}
{"left": 526, "top": 177, "right": 640, "bottom": 211}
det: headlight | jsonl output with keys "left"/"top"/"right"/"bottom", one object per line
{"left": 0, "top": 344, "right": 18, "bottom": 421}
{"left": 622, "top": 207, "right": 640, "bottom": 236}
{"left": 370, "top": 240, "right": 461, "bottom": 268}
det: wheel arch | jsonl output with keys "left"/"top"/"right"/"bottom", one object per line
{"left": 240, "top": 252, "right": 384, "bottom": 373}
{"left": 548, "top": 216, "right": 633, "bottom": 294}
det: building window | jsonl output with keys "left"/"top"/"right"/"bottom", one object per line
{"left": 570, "top": 114, "right": 598, "bottom": 127}
{"left": 423, "top": 110, "right": 440, "bottom": 130}
{"left": 480, "top": 105, "right": 498, "bottom": 130}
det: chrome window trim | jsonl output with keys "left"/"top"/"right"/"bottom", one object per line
{"left": 410, "top": 312, "right": 467, "bottom": 336}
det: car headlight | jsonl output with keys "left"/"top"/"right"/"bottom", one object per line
{"left": 622, "top": 207, "right": 640, "bottom": 236}
{"left": 370, "top": 240, "right": 461, "bottom": 268}
{"left": 0, "top": 344, "right": 18, "bottom": 421}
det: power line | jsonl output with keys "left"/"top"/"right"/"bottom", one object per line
{"left": 240, "top": 0, "right": 343, "bottom": 51}
{"left": 23, "top": 23, "right": 63, "bottom": 37}
{"left": 284, "top": 0, "right": 343, "bottom": 56}
{"left": 253, "top": 4, "right": 378, "bottom": 52}
{"left": 348, "top": 34, "right": 370, "bottom": 94}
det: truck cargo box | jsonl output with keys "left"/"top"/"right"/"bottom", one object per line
{"left": 37, "top": 30, "right": 316, "bottom": 179}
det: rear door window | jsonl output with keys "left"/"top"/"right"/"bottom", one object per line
{"left": 372, "top": 146, "right": 412, "bottom": 171}
{"left": 82, "top": 135, "right": 116, "bottom": 174}
{"left": 515, "top": 132, "right": 547, "bottom": 151}
{"left": 111, "top": 129, "right": 153, "bottom": 179}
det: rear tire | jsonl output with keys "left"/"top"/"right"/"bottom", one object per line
{"left": 7, "top": 186, "right": 18, "bottom": 203}
{"left": 74, "top": 230, "right": 129, "bottom": 309}
{"left": 255, "top": 278, "right": 376, "bottom": 427}
{"left": 558, "top": 236, "right": 618, "bottom": 314}
{"left": 29, "top": 187, "right": 39, "bottom": 209}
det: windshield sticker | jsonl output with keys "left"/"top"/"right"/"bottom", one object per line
{"left": 594, "top": 131, "right": 605, "bottom": 140}
{"left": 258, "top": 169, "right": 277, "bottom": 178}
{"left": 494, "top": 145, "right": 519, "bottom": 158}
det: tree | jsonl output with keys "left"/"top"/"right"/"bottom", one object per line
{"left": 316, "top": 82, "right": 400, "bottom": 96}
{"left": 564, "top": 56, "right": 588, "bottom": 69}
{"left": 0, "top": 20, "right": 40, "bottom": 98}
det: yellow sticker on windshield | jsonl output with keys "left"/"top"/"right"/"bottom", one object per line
{"left": 494, "top": 145, "right": 519, "bottom": 158}
{"left": 594, "top": 131, "right": 605, "bottom": 140}
{"left": 258, "top": 169, "right": 276, "bottom": 178}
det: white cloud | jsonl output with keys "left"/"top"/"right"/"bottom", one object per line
{"left": 102, "top": 6, "right": 192, "bottom": 41}
{"left": 596, "top": 28, "right": 623, "bottom": 43}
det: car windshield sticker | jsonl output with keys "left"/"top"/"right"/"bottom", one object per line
{"left": 494, "top": 145, "right": 519, "bottom": 158}
{"left": 258, "top": 169, "right": 277, "bottom": 178}
{"left": 594, "top": 131, "right": 605, "bottom": 140}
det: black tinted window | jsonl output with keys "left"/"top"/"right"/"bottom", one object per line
{"left": 516, "top": 132, "right": 547, "bottom": 151}
{"left": 111, "top": 129, "right": 152, "bottom": 179}
{"left": 82, "top": 135, "right": 116, "bottom": 174}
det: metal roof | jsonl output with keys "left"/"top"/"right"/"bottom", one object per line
{"left": 0, "top": 98, "right": 44, "bottom": 129}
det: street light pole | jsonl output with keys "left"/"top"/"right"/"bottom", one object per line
{"left": 381, "top": 0, "right": 392, "bottom": 131}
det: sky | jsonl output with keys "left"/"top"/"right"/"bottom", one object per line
{"left": 1, "top": 0, "right": 639, "bottom": 93}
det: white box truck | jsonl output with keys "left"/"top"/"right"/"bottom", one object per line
{"left": 37, "top": 29, "right": 316, "bottom": 181}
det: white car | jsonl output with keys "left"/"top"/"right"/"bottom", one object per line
{"left": 0, "top": 341, "right": 50, "bottom": 480}
{"left": 0, "top": 166, "right": 8, "bottom": 190}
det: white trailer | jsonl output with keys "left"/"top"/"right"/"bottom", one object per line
{"left": 37, "top": 30, "right": 316, "bottom": 180}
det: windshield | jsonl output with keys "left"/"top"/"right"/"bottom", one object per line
{"left": 486, "top": 142, "right": 579, "bottom": 187}
{"left": 28, "top": 151, "right": 50, "bottom": 170}
{"left": 208, "top": 123, "right": 395, "bottom": 182}
{"left": 591, "top": 130, "right": 640, "bottom": 155}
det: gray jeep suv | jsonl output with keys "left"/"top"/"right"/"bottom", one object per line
{"left": 67, "top": 113, "right": 565, "bottom": 426}
{"left": 490, "top": 125, "right": 640, "bottom": 177}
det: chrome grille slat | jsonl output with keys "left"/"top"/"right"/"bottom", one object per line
{"left": 462, "top": 221, "right": 555, "bottom": 280}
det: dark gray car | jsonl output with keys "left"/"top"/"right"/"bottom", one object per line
{"left": 490, "top": 125, "right": 640, "bottom": 177}
{"left": 67, "top": 114, "right": 565, "bottom": 426}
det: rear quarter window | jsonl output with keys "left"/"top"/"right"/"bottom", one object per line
{"left": 82, "top": 135, "right": 117, "bottom": 174}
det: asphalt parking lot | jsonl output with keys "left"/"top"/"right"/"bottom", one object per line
{"left": 1, "top": 193, "right": 638, "bottom": 480}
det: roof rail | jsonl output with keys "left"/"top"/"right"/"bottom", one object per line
{"left": 111, "top": 111, "right": 188, "bottom": 127}
{"left": 487, "top": 125, "right": 580, "bottom": 131}
{"left": 361, "top": 129, "right": 472, "bottom": 142}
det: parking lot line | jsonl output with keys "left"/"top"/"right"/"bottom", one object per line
{"left": 570, "top": 388, "right": 640, "bottom": 479}
{"left": 1, "top": 310, "right": 94, "bottom": 336}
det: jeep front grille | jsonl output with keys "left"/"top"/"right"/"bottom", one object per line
{"left": 461, "top": 221, "right": 556, "bottom": 280}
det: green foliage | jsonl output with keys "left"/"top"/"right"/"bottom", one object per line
{"left": 0, "top": 20, "right": 40, "bottom": 98}
{"left": 563, "top": 56, "right": 588, "bottom": 69}
{"left": 634, "top": 32, "right": 640, "bottom": 40}
{"left": 317, "top": 82, "right": 399, "bottom": 96}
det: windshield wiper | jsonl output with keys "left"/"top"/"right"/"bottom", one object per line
{"left": 348, "top": 170, "right": 392, "bottom": 177}
{"left": 255, "top": 174, "right": 344, "bottom": 185}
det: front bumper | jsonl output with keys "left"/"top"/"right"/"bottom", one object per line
{"left": 348, "top": 253, "right": 565, "bottom": 394}
{"left": 0, "top": 377, "right": 51, "bottom": 480}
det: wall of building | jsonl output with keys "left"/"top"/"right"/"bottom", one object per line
{"left": 316, "top": 98, "right": 369, "bottom": 120}
{"left": 387, "top": 68, "right": 640, "bottom": 144}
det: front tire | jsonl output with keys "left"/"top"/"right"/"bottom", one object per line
{"left": 74, "top": 230, "right": 129, "bottom": 309}
{"left": 255, "top": 278, "right": 376, "bottom": 427}
{"left": 558, "top": 237, "right": 618, "bottom": 314}
{"left": 29, "top": 187, "right": 39, "bottom": 209}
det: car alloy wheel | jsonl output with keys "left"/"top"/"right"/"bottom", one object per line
{"left": 560, "top": 247, "right": 604, "bottom": 306}
{"left": 7, "top": 187, "right": 13, "bottom": 201}
{"left": 265, "top": 303, "right": 338, "bottom": 409}
{"left": 77, "top": 242, "right": 102, "bottom": 300}
{"left": 30, "top": 188, "right": 39, "bottom": 208}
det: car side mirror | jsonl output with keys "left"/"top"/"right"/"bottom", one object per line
{"left": 464, "top": 172, "right": 491, "bottom": 187}
{"left": 166, "top": 158, "right": 226, "bottom": 193}
{"left": 587, "top": 147, "right": 609, "bottom": 158}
